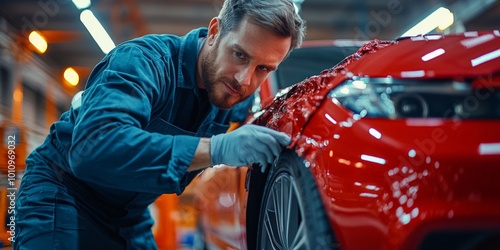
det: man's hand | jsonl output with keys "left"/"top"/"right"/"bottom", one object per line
{"left": 210, "top": 124, "right": 291, "bottom": 172}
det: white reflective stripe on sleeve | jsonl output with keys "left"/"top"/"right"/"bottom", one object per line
{"left": 71, "top": 90, "right": 84, "bottom": 109}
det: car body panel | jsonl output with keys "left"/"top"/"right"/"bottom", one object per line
{"left": 300, "top": 107, "right": 500, "bottom": 249}
{"left": 345, "top": 32, "right": 500, "bottom": 79}
{"left": 252, "top": 30, "right": 500, "bottom": 249}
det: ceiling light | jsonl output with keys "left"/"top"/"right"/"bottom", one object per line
{"left": 80, "top": 10, "right": 115, "bottom": 54}
{"left": 72, "top": 0, "right": 91, "bottom": 10}
{"left": 437, "top": 10, "right": 454, "bottom": 30}
{"left": 64, "top": 67, "right": 79, "bottom": 87}
{"left": 401, "top": 7, "right": 454, "bottom": 37}
{"left": 28, "top": 31, "right": 47, "bottom": 54}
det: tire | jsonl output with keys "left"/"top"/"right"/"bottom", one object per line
{"left": 252, "top": 149, "right": 340, "bottom": 250}
{"left": 246, "top": 162, "right": 269, "bottom": 250}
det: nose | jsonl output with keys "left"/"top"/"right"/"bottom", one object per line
{"left": 234, "top": 66, "right": 252, "bottom": 87}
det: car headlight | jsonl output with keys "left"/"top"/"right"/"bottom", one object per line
{"left": 329, "top": 77, "right": 500, "bottom": 119}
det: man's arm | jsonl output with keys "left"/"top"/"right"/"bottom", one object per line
{"left": 188, "top": 138, "right": 211, "bottom": 171}
{"left": 69, "top": 44, "right": 200, "bottom": 195}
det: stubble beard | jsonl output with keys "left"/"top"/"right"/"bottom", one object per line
{"left": 201, "top": 48, "right": 237, "bottom": 110}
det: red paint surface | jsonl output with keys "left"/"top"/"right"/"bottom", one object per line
{"left": 253, "top": 31, "right": 500, "bottom": 249}
{"left": 256, "top": 39, "right": 395, "bottom": 156}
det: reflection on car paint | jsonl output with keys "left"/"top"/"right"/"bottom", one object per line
{"left": 255, "top": 40, "right": 395, "bottom": 163}
{"left": 253, "top": 32, "right": 500, "bottom": 249}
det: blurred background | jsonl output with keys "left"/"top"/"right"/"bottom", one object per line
{"left": 1, "top": 0, "right": 499, "bottom": 143}
{"left": 0, "top": 0, "right": 499, "bottom": 249}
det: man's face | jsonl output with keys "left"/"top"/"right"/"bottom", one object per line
{"left": 200, "top": 18, "right": 291, "bottom": 109}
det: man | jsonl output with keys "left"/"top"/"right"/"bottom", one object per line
{"left": 14, "top": 0, "right": 305, "bottom": 248}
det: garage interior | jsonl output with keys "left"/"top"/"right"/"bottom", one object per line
{"left": 0, "top": 0, "right": 499, "bottom": 249}
{"left": 1, "top": 0, "right": 498, "bottom": 88}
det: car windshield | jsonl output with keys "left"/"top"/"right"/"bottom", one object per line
{"left": 329, "top": 77, "right": 500, "bottom": 119}
{"left": 275, "top": 45, "right": 360, "bottom": 90}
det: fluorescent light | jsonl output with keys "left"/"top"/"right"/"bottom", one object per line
{"left": 29, "top": 31, "right": 47, "bottom": 53}
{"left": 72, "top": 0, "right": 91, "bottom": 10}
{"left": 401, "top": 7, "right": 454, "bottom": 37}
{"left": 80, "top": 10, "right": 115, "bottom": 54}
{"left": 437, "top": 9, "right": 454, "bottom": 30}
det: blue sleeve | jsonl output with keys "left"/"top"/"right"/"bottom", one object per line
{"left": 230, "top": 94, "right": 255, "bottom": 123}
{"left": 68, "top": 44, "right": 199, "bottom": 195}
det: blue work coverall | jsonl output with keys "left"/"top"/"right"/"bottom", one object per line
{"left": 14, "top": 28, "right": 249, "bottom": 249}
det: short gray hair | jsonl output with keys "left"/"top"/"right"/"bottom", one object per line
{"left": 218, "top": 0, "right": 306, "bottom": 50}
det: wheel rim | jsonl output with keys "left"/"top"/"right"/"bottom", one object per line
{"left": 260, "top": 173, "right": 308, "bottom": 250}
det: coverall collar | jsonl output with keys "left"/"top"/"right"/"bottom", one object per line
{"left": 176, "top": 27, "right": 208, "bottom": 96}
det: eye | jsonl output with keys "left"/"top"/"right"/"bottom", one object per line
{"left": 258, "top": 65, "right": 270, "bottom": 72}
{"left": 234, "top": 51, "right": 246, "bottom": 60}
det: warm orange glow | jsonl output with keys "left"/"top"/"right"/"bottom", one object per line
{"left": 64, "top": 67, "right": 79, "bottom": 87}
{"left": 29, "top": 31, "right": 48, "bottom": 53}
{"left": 13, "top": 87, "right": 23, "bottom": 103}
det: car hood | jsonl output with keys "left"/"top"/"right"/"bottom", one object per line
{"left": 347, "top": 31, "right": 500, "bottom": 79}
{"left": 252, "top": 31, "right": 500, "bottom": 147}
{"left": 252, "top": 39, "right": 395, "bottom": 146}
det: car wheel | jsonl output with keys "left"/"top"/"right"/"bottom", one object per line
{"left": 255, "top": 149, "right": 339, "bottom": 250}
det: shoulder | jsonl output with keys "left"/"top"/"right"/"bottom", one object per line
{"left": 113, "top": 33, "right": 182, "bottom": 60}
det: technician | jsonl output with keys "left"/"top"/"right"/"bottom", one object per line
{"left": 14, "top": 0, "right": 305, "bottom": 248}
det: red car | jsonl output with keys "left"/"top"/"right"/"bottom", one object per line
{"left": 194, "top": 30, "right": 500, "bottom": 250}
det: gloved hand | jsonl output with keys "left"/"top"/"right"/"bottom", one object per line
{"left": 210, "top": 124, "right": 291, "bottom": 172}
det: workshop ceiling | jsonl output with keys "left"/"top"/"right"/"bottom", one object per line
{"left": 0, "top": 0, "right": 499, "bottom": 86}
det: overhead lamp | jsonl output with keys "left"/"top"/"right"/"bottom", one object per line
{"left": 80, "top": 10, "right": 116, "bottom": 54}
{"left": 401, "top": 7, "right": 454, "bottom": 37}
{"left": 64, "top": 67, "right": 80, "bottom": 87}
{"left": 72, "top": 0, "right": 91, "bottom": 10}
{"left": 28, "top": 31, "right": 47, "bottom": 54}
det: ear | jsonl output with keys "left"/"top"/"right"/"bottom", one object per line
{"left": 207, "top": 17, "right": 220, "bottom": 46}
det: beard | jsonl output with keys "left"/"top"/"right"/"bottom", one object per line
{"left": 201, "top": 45, "right": 247, "bottom": 110}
